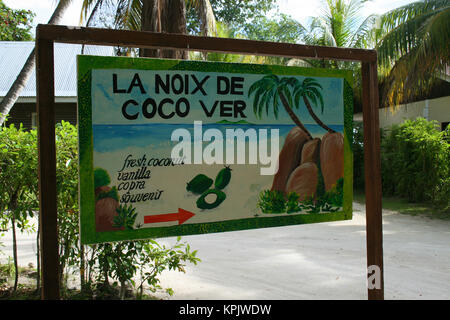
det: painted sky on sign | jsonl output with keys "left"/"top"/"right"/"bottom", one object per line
{"left": 91, "top": 69, "right": 344, "bottom": 126}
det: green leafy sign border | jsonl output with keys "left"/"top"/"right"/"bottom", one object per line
{"left": 78, "top": 55, "right": 353, "bottom": 244}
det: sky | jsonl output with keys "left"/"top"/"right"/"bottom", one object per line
{"left": 4, "top": 0, "right": 416, "bottom": 38}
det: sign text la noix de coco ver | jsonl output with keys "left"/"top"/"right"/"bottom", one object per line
{"left": 112, "top": 72, "right": 280, "bottom": 175}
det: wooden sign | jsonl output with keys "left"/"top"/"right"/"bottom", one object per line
{"left": 78, "top": 56, "right": 353, "bottom": 244}
{"left": 37, "top": 25, "right": 383, "bottom": 300}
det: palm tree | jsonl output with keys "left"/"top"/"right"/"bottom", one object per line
{"left": 81, "top": 0, "right": 217, "bottom": 58}
{"left": 299, "top": 0, "right": 376, "bottom": 69}
{"left": 290, "top": 0, "right": 375, "bottom": 112}
{"left": 371, "top": 0, "right": 450, "bottom": 107}
{"left": 191, "top": 21, "right": 266, "bottom": 64}
{"left": 248, "top": 75, "right": 336, "bottom": 139}
{"left": 0, "top": 0, "right": 74, "bottom": 126}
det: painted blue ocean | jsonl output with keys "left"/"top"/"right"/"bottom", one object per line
{"left": 93, "top": 123, "right": 344, "bottom": 154}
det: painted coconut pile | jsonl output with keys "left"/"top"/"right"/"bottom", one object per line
{"left": 94, "top": 168, "right": 123, "bottom": 232}
{"left": 273, "top": 128, "right": 344, "bottom": 200}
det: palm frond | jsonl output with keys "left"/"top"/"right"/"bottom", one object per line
{"left": 81, "top": 0, "right": 118, "bottom": 26}
{"left": 306, "top": 91, "right": 318, "bottom": 109}
{"left": 377, "top": 5, "right": 448, "bottom": 67}
{"left": 264, "top": 89, "right": 274, "bottom": 116}
{"left": 248, "top": 80, "right": 262, "bottom": 98}
{"left": 303, "top": 78, "right": 323, "bottom": 90}
{"left": 375, "top": 0, "right": 450, "bottom": 106}
{"left": 308, "top": 87, "right": 325, "bottom": 113}
{"left": 378, "top": 0, "right": 449, "bottom": 33}
{"left": 280, "top": 85, "right": 293, "bottom": 109}
{"left": 293, "top": 87, "right": 304, "bottom": 109}
{"left": 350, "top": 13, "right": 378, "bottom": 48}
{"left": 273, "top": 92, "right": 279, "bottom": 119}
{"left": 187, "top": 0, "right": 217, "bottom": 36}
{"left": 310, "top": 16, "right": 338, "bottom": 47}
{"left": 259, "top": 90, "right": 272, "bottom": 119}
{"left": 252, "top": 88, "right": 264, "bottom": 119}
{"left": 414, "top": 6, "right": 450, "bottom": 65}
{"left": 80, "top": 0, "right": 98, "bottom": 24}
{"left": 114, "top": 0, "right": 141, "bottom": 31}
{"left": 286, "top": 77, "right": 299, "bottom": 87}
{"left": 263, "top": 74, "right": 280, "bottom": 82}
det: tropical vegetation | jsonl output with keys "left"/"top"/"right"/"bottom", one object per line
{"left": 0, "top": 122, "right": 200, "bottom": 299}
{"left": 371, "top": 0, "right": 450, "bottom": 107}
{"left": 302, "top": 0, "right": 376, "bottom": 67}
{"left": 1, "top": 0, "right": 448, "bottom": 122}
{"left": 0, "top": 0, "right": 75, "bottom": 126}
{"left": 353, "top": 118, "right": 450, "bottom": 211}
{"left": 0, "top": 0, "right": 35, "bottom": 41}
{"left": 1, "top": 0, "right": 449, "bottom": 299}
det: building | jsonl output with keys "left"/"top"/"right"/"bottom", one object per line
{"left": 353, "top": 95, "right": 450, "bottom": 131}
{"left": 377, "top": 96, "right": 450, "bottom": 131}
{"left": 0, "top": 41, "right": 114, "bottom": 129}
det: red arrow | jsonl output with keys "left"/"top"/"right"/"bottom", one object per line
{"left": 143, "top": 208, "right": 195, "bottom": 225}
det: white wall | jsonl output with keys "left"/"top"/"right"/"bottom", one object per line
{"left": 354, "top": 95, "right": 450, "bottom": 130}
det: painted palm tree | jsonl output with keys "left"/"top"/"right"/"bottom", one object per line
{"left": 370, "top": 0, "right": 450, "bottom": 107}
{"left": 248, "top": 75, "right": 335, "bottom": 140}
{"left": 292, "top": 78, "right": 336, "bottom": 134}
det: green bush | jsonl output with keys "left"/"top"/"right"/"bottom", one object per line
{"left": 381, "top": 118, "right": 449, "bottom": 209}
{"left": 257, "top": 190, "right": 286, "bottom": 213}
{"left": 353, "top": 118, "right": 450, "bottom": 211}
{"left": 94, "top": 167, "right": 111, "bottom": 189}
{"left": 257, "top": 178, "right": 343, "bottom": 214}
{"left": 0, "top": 124, "right": 38, "bottom": 291}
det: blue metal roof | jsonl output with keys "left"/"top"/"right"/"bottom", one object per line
{"left": 0, "top": 41, "right": 114, "bottom": 99}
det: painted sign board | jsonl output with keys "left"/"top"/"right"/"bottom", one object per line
{"left": 77, "top": 55, "right": 353, "bottom": 244}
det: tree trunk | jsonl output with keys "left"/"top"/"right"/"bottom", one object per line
{"left": 141, "top": 0, "right": 161, "bottom": 57}
{"left": 0, "top": 0, "right": 73, "bottom": 125}
{"left": 81, "top": 0, "right": 102, "bottom": 55}
{"left": 59, "top": 260, "right": 65, "bottom": 291}
{"left": 195, "top": 0, "right": 217, "bottom": 60}
{"left": 140, "top": 0, "right": 188, "bottom": 59}
{"left": 11, "top": 214, "right": 18, "bottom": 291}
{"left": 120, "top": 280, "right": 127, "bottom": 300}
{"left": 278, "top": 90, "right": 313, "bottom": 139}
{"left": 36, "top": 222, "right": 40, "bottom": 293}
{"left": 160, "top": 0, "right": 188, "bottom": 59}
{"left": 302, "top": 96, "right": 336, "bottom": 133}
{"left": 87, "top": 245, "right": 97, "bottom": 284}
{"left": 80, "top": 243, "right": 86, "bottom": 292}
{"left": 197, "top": 0, "right": 216, "bottom": 37}
{"left": 9, "top": 192, "right": 19, "bottom": 292}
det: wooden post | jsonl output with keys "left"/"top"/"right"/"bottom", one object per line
{"left": 36, "top": 37, "right": 60, "bottom": 300}
{"left": 361, "top": 61, "right": 384, "bottom": 300}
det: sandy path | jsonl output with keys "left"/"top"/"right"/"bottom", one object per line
{"left": 1, "top": 202, "right": 449, "bottom": 299}
{"left": 154, "top": 202, "right": 450, "bottom": 300}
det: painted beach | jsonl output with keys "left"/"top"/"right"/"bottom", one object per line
{"left": 92, "top": 122, "right": 344, "bottom": 230}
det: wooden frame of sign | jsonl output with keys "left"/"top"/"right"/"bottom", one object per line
{"left": 35, "top": 24, "right": 383, "bottom": 300}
